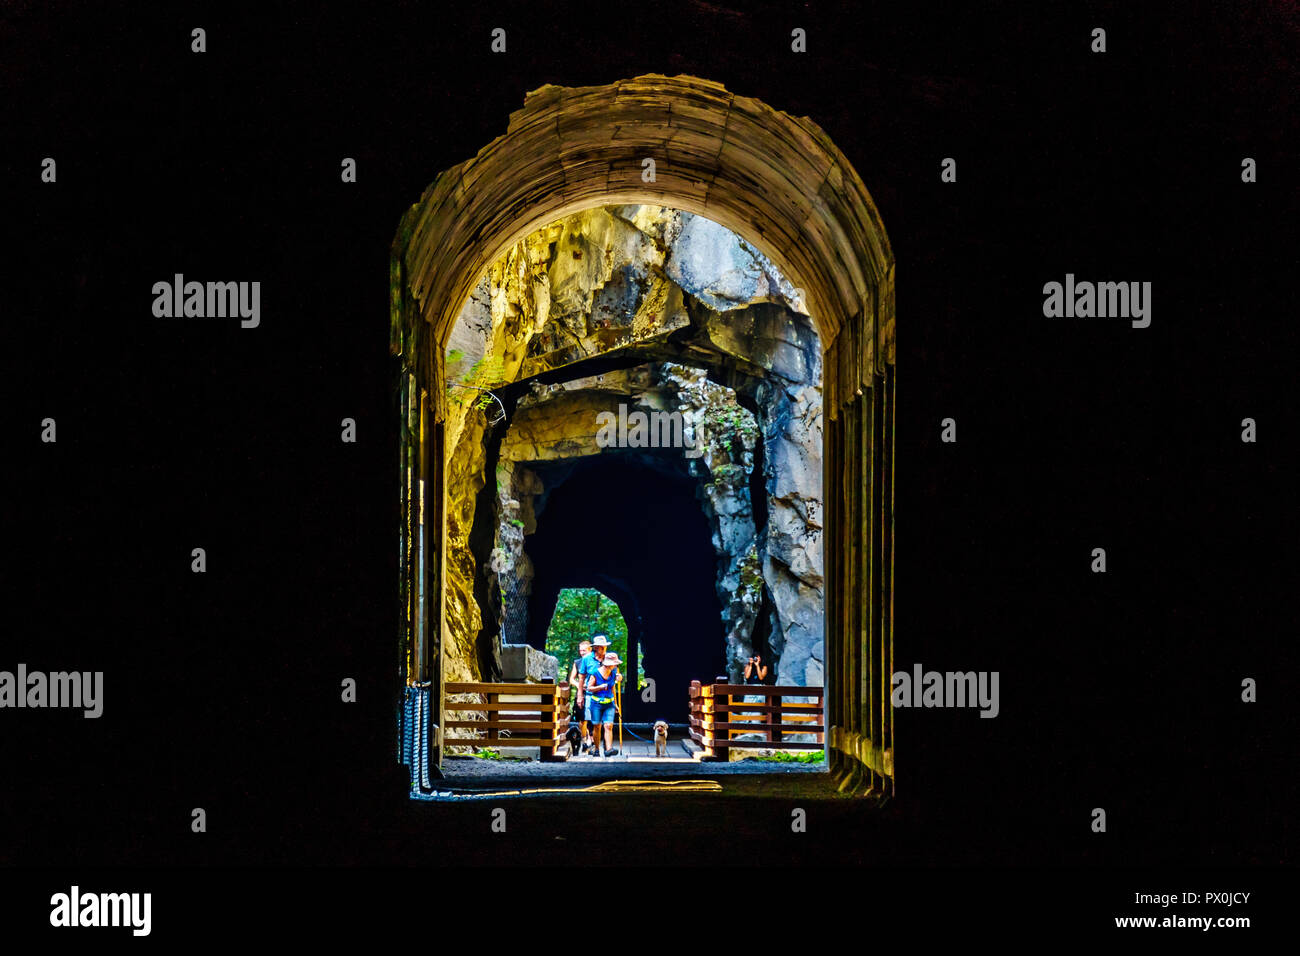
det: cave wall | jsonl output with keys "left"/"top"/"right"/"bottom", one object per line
{"left": 441, "top": 204, "right": 823, "bottom": 689}
{"left": 494, "top": 363, "right": 762, "bottom": 681}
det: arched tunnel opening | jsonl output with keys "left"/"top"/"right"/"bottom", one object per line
{"left": 428, "top": 199, "right": 837, "bottom": 769}
{"left": 393, "top": 76, "right": 896, "bottom": 794}
{"left": 523, "top": 455, "right": 725, "bottom": 724}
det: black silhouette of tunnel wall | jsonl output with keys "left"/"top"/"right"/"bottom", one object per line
{"left": 392, "top": 74, "right": 896, "bottom": 797}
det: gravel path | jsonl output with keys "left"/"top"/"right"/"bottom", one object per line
{"left": 433, "top": 726, "right": 825, "bottom": 793}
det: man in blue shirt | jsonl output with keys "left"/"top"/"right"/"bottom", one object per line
{"left": 568, "top": 640, "right": 596, "bottom": 754}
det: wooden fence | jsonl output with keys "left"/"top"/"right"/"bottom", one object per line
{"left": 688, "top": 681, "right": 825, "bottom": 761}
{"left": 443, "top": 681, "right": 572, "bottom": 760}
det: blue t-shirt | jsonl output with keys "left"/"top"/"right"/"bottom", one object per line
{"left": 588, "top": 666, "right": 620, "bottom": 703}
{"left": 574, "top": 654, "right": 600, "bottom": 693}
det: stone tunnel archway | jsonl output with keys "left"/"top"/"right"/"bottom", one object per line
{"left": 392, "top": 74, "right": 896, "bottom": 798}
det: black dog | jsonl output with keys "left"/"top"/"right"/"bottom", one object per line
{"left": 565, "top": 720, "right": 583, "bottom": 757}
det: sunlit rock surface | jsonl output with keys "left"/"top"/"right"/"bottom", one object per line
{"left": 443, "top": 205, "right": 823, "bottom": 691}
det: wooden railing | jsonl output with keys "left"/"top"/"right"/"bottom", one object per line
{"left": 443, "top": 682, "right": 572, "bottom": 760}
{"left": 688, "top": 681, "right": 825, "bottom": 761}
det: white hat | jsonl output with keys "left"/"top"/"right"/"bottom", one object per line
{"left": 591, "top": 635, "right": 611, "bottom": 647}
{"left": 601, "top": 653, "right": 621, "bottom": 667}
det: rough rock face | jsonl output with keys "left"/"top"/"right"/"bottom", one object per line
{"left": 666, "top": 213, "right": 807, "bottom": 314}
{"left": 442, "top": 204, "right": 823, "bottom": 690}
{"left": 758, "top": 380, "right": 825, "bottom": 686}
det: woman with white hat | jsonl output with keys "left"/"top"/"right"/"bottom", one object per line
{"left": 585, "top": 651, "right": 622, "bottom": 757}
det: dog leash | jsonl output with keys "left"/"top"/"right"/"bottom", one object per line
{"left": 572, "top": 679, "right": 653, "bottom": 743}
{"left": 611, "top": 679, "right": 660, "bottom": 743}
{"left": 611, "top": 680, "right": 662, "bottom": 745}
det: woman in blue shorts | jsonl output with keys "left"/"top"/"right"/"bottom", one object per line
{"left": 585, "top": 652, "right": 622, "bottom": 757}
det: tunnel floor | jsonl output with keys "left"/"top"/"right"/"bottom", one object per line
{"left": 438, "top": 723, "right": 826, "bottom": 786}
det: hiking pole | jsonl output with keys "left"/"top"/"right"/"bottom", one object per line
{"left": 616, "top": 679, "right": 623, "bottom": 754}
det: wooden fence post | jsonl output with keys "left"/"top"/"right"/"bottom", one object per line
{"left": 714, "top": 686, "right": 729, "bottom": 762}
{"left": 540, "top": 689, "right": 555, "bottom": 761}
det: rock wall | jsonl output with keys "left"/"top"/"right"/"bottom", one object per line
{"left": 441, "top": 204, "right": 823, "bottom": 689}
{"left": 493, "top": 363, "right": 763, "bottom": 676}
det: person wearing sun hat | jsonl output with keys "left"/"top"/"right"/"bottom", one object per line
{"left": 585, "top": 648, "right": 622, "bottom": 757}
{"left": 579, "top": 635, "right": 611, "bottom": 754}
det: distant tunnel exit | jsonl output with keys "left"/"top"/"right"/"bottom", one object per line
{"left": 526, "top": 458, "right": 726, "bottom": 724}
{"left": 544, "top": 588, "right": 636, "bottom": 689}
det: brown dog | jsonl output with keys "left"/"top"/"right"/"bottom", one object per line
{"left": 653, "top": 720, "right": 669, "bottom": 757}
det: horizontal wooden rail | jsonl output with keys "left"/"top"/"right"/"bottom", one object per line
{"left": 712, "top": 702, "right": 822, "bottom": 713}
{"left": 704, "top": 739, "right": 824, "bottom": 751}
{"left": 444, "top": 702, "right": 563, "bottom": 712}
{"left": 445, "top": 681, "right": 565, "bottom": 694}
{"left": 706, "top": 721, "right": 826, "bottom": 733}
{"left": 705, "top": 684, "right": 825, "bottom": 696}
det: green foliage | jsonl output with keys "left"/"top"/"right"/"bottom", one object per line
{"left": 711, "top": 462, "right": 744, "bottom": 483}
{"left": 467, "top": 354, "right": 505, "bottom": 386}
{"left": 446, "top": 354, "right": 507, "bottom": 412}
{"left": 472, "top": 748, "right": 531, "bottom": 761}
{"left": 746, "top": 750, "right": 825, "bottom": 763}
{"left": 544, "top": 588, "right": 638, "bottom": 688}
{"left": 704, "top": 403, "right": 758, "bottom": 440}
{"left": 738, "top": 547, "right": 763, "bottom": 593}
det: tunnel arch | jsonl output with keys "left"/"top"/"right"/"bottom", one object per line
{"left": 392, "top": 74, "right": 894, "bottom": 364}
{"left": 393, "top": 74, "right": 896, "bottom": 798}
